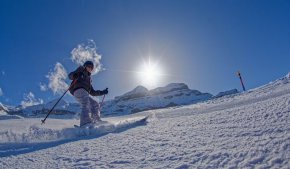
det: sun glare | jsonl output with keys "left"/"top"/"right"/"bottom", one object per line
{"left": 138, "top": 58, "right": 162, "bottom": 88}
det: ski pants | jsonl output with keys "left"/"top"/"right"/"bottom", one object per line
{"left": 74, "top": 88, "right": 100, "bottom": 126}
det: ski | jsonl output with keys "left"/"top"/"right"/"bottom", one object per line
{"left": 73, "top": 116, "right": 149, "bottom": 131}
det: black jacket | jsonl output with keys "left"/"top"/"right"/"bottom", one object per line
{"left": 68, "top": 66, "right": 102, "bottom": 96}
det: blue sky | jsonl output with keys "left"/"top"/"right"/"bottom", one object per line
{"left": 0, "top": 0, "right": 290, "bottom": 106}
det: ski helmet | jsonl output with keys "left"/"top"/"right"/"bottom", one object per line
{"left": 83, "top": 61, "right": 94, "bottom": 69}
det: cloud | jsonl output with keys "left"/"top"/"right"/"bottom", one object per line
{"left": 21, "top": 92, "right": 44, "bottom": 108}
{"left": 71, "top": 39, "right": 103, "bottom": 74}
{"left": 39, "top": 82, "right": 48, "bottom": 91}
{"left": 0, "top": 88, "right": 3, "bottom": 96}
{"left": 1, "top": 71, "right": 5, "bottom": 76}
{"left": 46, "top": 62, "right": 69, "bottom": 95}
{"left": 42, "top": 40, "right": 102, "bottom": 95}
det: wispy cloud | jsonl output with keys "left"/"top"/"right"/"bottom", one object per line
{"left": 46, "top": 62, "right": 69, "bottom": 95}
{"left": 42, "top": 40, "right": 103, "bottom": 95}
{"left": 71, "top": 39, "right": 103, "bottom": 74}
{"left": 39, "top": 82, "right": 48, "bottom": 91}
{"left": 0, "top": 87, "right": 3, "bottom": 96}
{"left": 21, "top": 92, "right": 44, "bottom": 108}
{"left": 1, "top": 71, "right": 5, "bottom": 76}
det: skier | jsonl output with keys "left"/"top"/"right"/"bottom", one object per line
{"left": 68, "top": 61, "right": 108, "bottom": 127}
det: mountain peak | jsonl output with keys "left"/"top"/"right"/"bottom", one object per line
{"left": 0, "top": 102, "right": 8, "bottom": 112}
{"left": 286, "top": 72, "right": 290, "bottom": 79}
{"left": 149, "top": 83, "right": 189, "bottom": 95}
{"left": 115, "top": 85, "right": 148, "bottom": 101}
{"left": 130, "top": 85, "right": 148, "bottom": 94}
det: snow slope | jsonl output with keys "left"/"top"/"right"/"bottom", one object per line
{"left": 0, "top": 74, "right": 290, "bottom": 168}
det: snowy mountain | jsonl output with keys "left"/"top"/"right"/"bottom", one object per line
{"left": 6, "top": 83, "right": 217, "bottom": 117}
{"left": 8, "top": 99, "right": 80, "bottom": 117}
{"left": 115, "top": 85, "right": 149, "bottom": 100}
{"left": 0, "top": 73, "right": 290, "bottom": 168}
{"left": 0, "top": 102, "right": 8, "bottom": 115}
{"left": 0, "top": 102, "right": 23, "bottom": 120}
{"left": 3, "top": 83, "right": 239, "bottom": 118}
{"left": 103, "top": 83, "right": 213, "bottom": 116}
{"left": 0, "top": 102, "right": 16, "bottom": 113}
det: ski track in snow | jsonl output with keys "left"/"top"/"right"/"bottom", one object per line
{"left": 0, "top": 77, "right": 290, "bottom": 168}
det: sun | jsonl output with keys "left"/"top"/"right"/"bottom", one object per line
{"left": 138, "top": 58, "right": 162, "bottom": 88}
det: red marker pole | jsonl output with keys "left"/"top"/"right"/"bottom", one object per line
{"left": 237, "top": 71, "right": 246, "bottom": 91}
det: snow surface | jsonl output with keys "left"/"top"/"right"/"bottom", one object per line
{"left": 0, "top": 74, "right": 290, "bottom": 168}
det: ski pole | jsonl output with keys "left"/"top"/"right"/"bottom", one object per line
{"left": 41, "top": 79, "right": 77, "bottom": 124}
{"left": 99, "top": 89, "right": 107, "bottom": 110}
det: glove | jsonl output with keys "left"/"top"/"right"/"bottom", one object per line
{"left": 91, "top": 88, "right": 108, "bottom": 96}
{"left": 101, "top": 88, "right": 108, "bottom": 95}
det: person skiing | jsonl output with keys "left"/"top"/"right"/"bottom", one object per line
{"left": 68, "top": 61, "right": 108, "bottom": 127}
